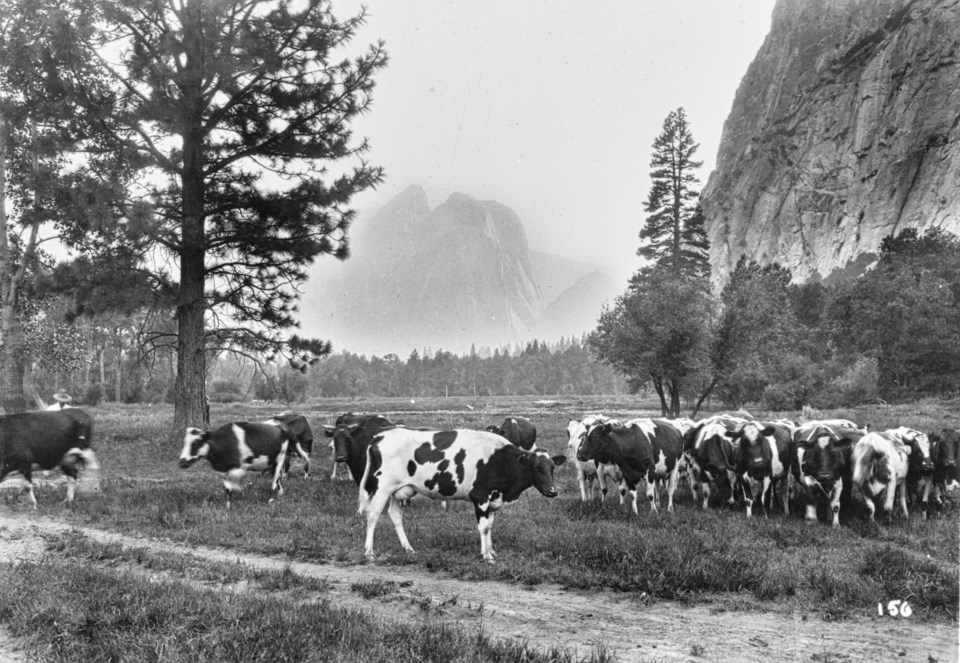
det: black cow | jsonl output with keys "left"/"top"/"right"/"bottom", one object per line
{"left": 325, "top": 413, "right": 400, "bottom": 485}
{"left": 0, "top": 409, "right": 99, "bottom": 508}
{"left": 486, "top": 416, "right": 537, "bottom": 450}
{"left": 263, "top": 411, "right": 314, "bottom": 477}
{"left": 358, "top": 428, "right": 565, "bottom": 562}
{"left": 794, "top": 422, "right": 866, "bottom": 526}
{"left": 179, "top": 422, "right": 292, "bottom": 507}
{"left": 930, "top": 428, "right": 960, "bottom": 508}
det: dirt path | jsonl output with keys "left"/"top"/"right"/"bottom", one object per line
{"left": 0, "top": 511, "right": 955, "bottom": 663}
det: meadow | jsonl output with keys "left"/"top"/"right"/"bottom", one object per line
{"left": 0, "top": 395, "right": 957, "bottom": 661}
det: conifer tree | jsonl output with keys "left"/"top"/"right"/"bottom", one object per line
{"left": 47, "top": 0, "right": 387, "bottom": 430}
{"left": 638, "top": 107, "right": 709, "bottom": 278}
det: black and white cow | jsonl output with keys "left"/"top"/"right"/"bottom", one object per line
{"left": 726, "top": 420, "right": 795, "bottom": 517}
{"left": 0, "top": 409, "right": 99, "bottom": 508}
{"left": 566, "top": 415, "right": 624, "bottom": 503}
{"left": 578, "top": 418, "right": 684, "bottom": 515}
{"left": 893, "top": 427, "right": 936, "bottom": 519}
{"left": 682, "top": 415, "right": 749, "bottom": 509}
{"left": 794, "top": 422, "right": 865, "bottom": 526}
{"left": 179, "top": 422, "right": 291, "bottom": 507}
{"left": 486, "top": 416, "right": 537, "bottom": 450}
{"left": 358, "top": 428, "right": 565, "bottom": 563}
{"left": 263, "top": 411, "right": 314, "bottom": 477}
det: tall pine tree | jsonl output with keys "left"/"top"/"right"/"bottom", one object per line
{"left": 637, "top": 108, "right": 709, "bottom": 279}
{"left": 48, "top": 0, "right": 387, "bottom": 430}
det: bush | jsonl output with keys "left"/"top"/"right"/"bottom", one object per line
{"left": 209, "top": 378, "right": 244, "bottom": 403}
{"left": 83, "top": 383, "right": 105, "bottom": 406}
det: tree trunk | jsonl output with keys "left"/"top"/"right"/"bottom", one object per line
{"left": 651, "top": 374, "right": 668, "bottom": 416}
{"left": 173, "top": 1, "right": 209, "bottom": 434}
{"left": 668, "top": 379, "right": 681, "bottom": 418}
{"left": 0, "top": 114, "right": 26, "bottom": 414}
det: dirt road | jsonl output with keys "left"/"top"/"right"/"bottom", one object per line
{"left": 0, "top": 511, "right": 955, "bottom": 662}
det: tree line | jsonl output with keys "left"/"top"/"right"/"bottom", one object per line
{"left": 589, "top": 108, "right": 960, "bottom": 417}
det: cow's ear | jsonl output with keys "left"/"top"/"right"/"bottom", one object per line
{"left": 518, "top": 453, "right": 531, "bottom": 466}
{"left": 761, "top": 426, "right": 777, "bottom": 437}
{"left": 724, "top": 430, "right": 739, "bottom": 439}
{"left": 551, "top": 454, "right": 567, "bottom": 467}
{"left": 600, "top": 423, "right": 613, "bottom": 434}
{"left": 321, "top": 425, "right": 335, "bottom": 437}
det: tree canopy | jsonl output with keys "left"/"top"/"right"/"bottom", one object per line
{"left": 39, "top": 0, "right": 387, "bottom": 428}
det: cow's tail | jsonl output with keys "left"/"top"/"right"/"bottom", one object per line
{"left": 357, "top": 443, "right": 376, "bottom": 515}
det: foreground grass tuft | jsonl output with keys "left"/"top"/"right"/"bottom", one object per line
{"left": 0, "top": 561, "right": 618, "bottom": 663}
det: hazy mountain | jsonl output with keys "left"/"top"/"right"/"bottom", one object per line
{"left": 299, "top": 186, "right": 619, "bottom": 356}
{"left": 701, "top": 0, "right": 960, "bottom": 286}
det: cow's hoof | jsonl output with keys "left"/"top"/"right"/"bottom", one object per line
{"left": 364, "top": 553, "right": 377, "bottom": 563}
{"left": 482, "top": 557, "right": 496, "bottom": 565}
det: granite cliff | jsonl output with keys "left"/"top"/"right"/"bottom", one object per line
{"left": 300, "top": 186, "right": 618, "bottom": 355}
{"left": 701, "top": 0, "right": 960, "bottom": 285}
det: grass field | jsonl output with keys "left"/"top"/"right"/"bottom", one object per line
{"left": 0, "top": 395, "right": 957, "bottom": 660}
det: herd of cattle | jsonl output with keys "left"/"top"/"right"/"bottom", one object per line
{"left": 1, "top": 407, "right": 958, "bottom": 562}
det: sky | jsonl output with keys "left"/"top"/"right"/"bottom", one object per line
{"left": 328, "top": 0, "right": 777, "bottom": 286}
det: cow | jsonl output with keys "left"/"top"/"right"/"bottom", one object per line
{"left": 852, "top": 430, "right": 911, "bottom": 522}
{"left": 890, "top": 427, "right": 936, "bottom": 519}
{"left": 179, "top": 422, "right": 291, "bottom": 507}
{"left": 357, "top": 428, "right": 565, "bottom": 563}
{"left": 486, "top": 416, "right": 537, "bottom": 450}
{"left": 578, "top": 418, "right": 684, "bottom": 515}
{"left": 726, "top": 421, "right": 795, "bottom": 517}
{"left": 794, "top": 422, "right": 865, "bottom": 526}
{"left": 930, "top": 428, "right": 960, "bottom": 507}
{"left": 263, "top": 411, "right": 313, "bottom": 477}
{"left": 325, "top": 413, "right": 401, "bottom": 485}
{"left": 0, "top": 409, "right": 99, "bottom": 508}
{"left": 682, "top": 415, "right": 748, "bottom": 509}
{"left": 566, "top": 415, "right": 624, "bottom": 503}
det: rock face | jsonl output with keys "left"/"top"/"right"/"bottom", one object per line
{"left": 300, "top": 186, "right": 618, "bottom": 355}
{"left": 701, "top": 0, "right": 960, "bottom": 286}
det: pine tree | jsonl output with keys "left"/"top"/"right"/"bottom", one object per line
{"left": 637, "top": 108, "right": 708, "bottom": 278}
{"left": 47, "top": 0, "right": 387, "bottom": 430}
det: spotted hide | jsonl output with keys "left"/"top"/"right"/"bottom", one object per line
{"left": 0, "top": 409, "right": 99, "bottom": 509}
{"left": 794, "top": 422, "right": 865, "bottom": 526}
{"left": 357, "top": 428, "right": 565, "bottom": 563}
{"left": 263, "top": 412, "right": 313, "bottom": 477}
{"left": 726, "top": 421, "right": 795, "bottom": 518}
{"left": 566, "top": 415, "right": 624, "bottom": 503}
{"left": 179, "top": 422, "right": 290, "bottom": 507}
{"left": 577, "top": 418, "right": 684, "bottom": 515}
{"left": 682, "top": 415, "right": 748, "bottom": 509}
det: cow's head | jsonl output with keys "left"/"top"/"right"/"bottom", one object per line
{"left": 897, "top": 428, "right": 934, "bottom": 474}
{"left": 727, "top": 423, "right": 776, "bottom": 470}
{"left": 522, "top": 450, "right": 566, "bottom": 497}
{"left": 332, "top": 423, "right": 362, "bottom": 463}
{"left": 578, "top": 421, "right": 616, "bottom": 463}
{"left": 798, "top": 425, "right": 852, "bottom": 489}
{"left": 179, "top": 427, "right": 210, "bottom": 468}
{"left": 485, "top": 424, "right": 505, "bottom": 437}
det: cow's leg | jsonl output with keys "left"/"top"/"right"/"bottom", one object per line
{"left": 363, "top": 490, "right": 392, "bottom": 559}
{"left": 576, "top": 468, "right": 589, "bottom": 502}
{"left": 386, "top": 497, "right": 414, "bottom": 554}
{"left": 645, "top": 475, "right": 658, "bottom": 515}
{"left": 918, "top": 477, "right": 931, "bottom": 519}
{"left": 759, "top": 476, "right": 773, "bottom": 518}
{"left": 18, "top": 467, "right": 37, "bottom": 509}
{"left": 726, "top": 470, "right": 738, "bottom": 506}
{"left": 296, "top": 444, "right": 311, "bottom": 478}
{"left": 269, "top": 447, "right": 288, "bottom": 500}
{"left": 223, "top": 469, "right": 245, "bottom": 508}
{"left": 779, "top": 476, "right": 790, "bottom": 516}
{"left": 830, "top": 479, "right": 843, "bottom": 527}
{"left": 625, "top": 481, "right": 639, "bottom": 516}
{"left": 472, "top": 499, "right": 498, "bottom": 563}
{"left": 896, "top": 482, "right": 909, "bottom": 520}
{"left": 665, "top": 464, "right": 679, "bottom": 513}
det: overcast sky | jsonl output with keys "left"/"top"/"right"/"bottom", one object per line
{"left": 333, "top": 1, "right": 776, "bottom": 286}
